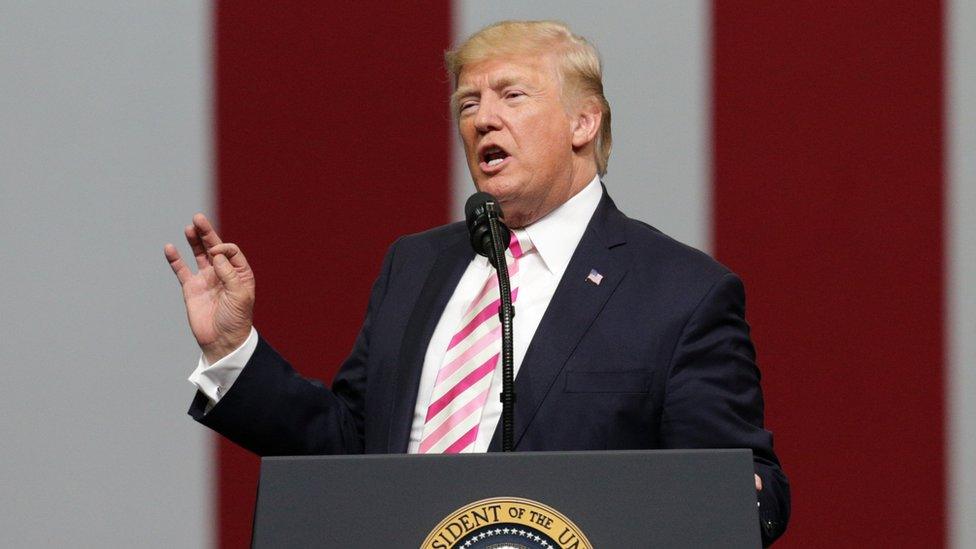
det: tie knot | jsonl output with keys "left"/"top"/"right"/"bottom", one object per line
{"left": 508, "top": 229, "right": 533, "bottom": 260}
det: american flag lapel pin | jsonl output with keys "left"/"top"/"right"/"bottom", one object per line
{"left": 586, "top": 268, "right": 604, "bottom": 285}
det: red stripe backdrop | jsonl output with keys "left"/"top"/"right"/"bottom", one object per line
{"left": 713, "top": 2, "right": 945, "bottom": 547}
{"left": 215, "top": 2, "right": 451, "bottom": 546}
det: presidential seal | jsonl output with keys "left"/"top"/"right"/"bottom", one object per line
{"left": 421, "top": 497, "right": 592, "bottom": 549}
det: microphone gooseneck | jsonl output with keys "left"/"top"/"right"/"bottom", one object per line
{"left": 464, "top": 192, "right": 516, "bottom": 452}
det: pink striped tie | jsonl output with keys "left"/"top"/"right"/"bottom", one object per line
{"left": 418, "top": 229, "right": 532, "bottom": 453}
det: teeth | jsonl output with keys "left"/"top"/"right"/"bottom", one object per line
{"left": 487, "top": 158, "right": 504, "bottom": 167}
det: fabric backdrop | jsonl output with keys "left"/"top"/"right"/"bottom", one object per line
{"left": 2, "top": 2, "right": 972, "bottom": 547}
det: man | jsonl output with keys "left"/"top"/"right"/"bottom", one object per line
{"left": 165, "top": 20, "right": 789, "bottom": 544}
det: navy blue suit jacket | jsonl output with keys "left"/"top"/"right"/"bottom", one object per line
{"left": 189, "top": 190, "right": 789, "bottom": 543}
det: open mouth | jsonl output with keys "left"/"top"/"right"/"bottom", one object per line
{"left": 478, "top": 145, "right": 511, "bottom": 173}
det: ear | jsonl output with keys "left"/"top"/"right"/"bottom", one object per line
{"left": 571, "top": 97, "right": 602, "bottom": 149}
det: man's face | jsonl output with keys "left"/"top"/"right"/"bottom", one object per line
{"left": 455, "top": 55, "right": 579, "bottom": 228}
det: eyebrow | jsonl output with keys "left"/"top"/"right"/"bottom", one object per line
{"left": 450, "top": 87, "right": 477, "bottom": 109}
{"left": 451, "top": 74, "right": 530, "bottom": 111}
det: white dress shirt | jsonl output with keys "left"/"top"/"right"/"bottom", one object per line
{"left": 189, "top": 175, "right": 603, "bottom": 452}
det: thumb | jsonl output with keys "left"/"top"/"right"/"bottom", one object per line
{"left": 212, "top": 253, "right": 241, "bottom": 292}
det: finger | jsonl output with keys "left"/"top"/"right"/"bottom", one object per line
{"left": 211, "top": 253, "right": 241, "bottom": 291}
{"left": 192, "top": 213, "right": 223, "bottom": 251}
{"left": 208, "top": 243, "right": 250, "bottom": 270}
{"left": 163, "top": 243, "right": 192, "bottom": 285}
{"left": 184, "top": 224, "right": 209, "bottom": 270}
{"left": 754, "top": 474, "right": 763, "bottom": 491}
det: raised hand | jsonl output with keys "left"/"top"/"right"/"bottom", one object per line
{"left": 164, "top": 213, "right": 255, "bottom": 363}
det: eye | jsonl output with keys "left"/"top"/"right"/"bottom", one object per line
{"left": 459, "top": 101, "right": 478, "bottom": 114}
{"left": 505, "top": 90, "right": 525, "bottom": 100}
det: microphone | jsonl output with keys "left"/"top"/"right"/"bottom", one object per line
{"left": 464, "top": 191, "right": 517, "bottom": 452}
{"left": 464, "top": 192, "right": 511, "bottom": 268}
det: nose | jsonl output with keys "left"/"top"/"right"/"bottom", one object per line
{"left": 474, "top": 95, "right": 502, "bottom": 134}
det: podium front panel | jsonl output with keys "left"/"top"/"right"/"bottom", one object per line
{"left": 253, "top": 449, "right": 761, "bottom": 548}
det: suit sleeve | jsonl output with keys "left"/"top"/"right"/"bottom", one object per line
{"left": 186, "top": 241, "right": 397, "bottom": 456}
{"left": 660, "top": 272, "right": 790, "bottom": 546}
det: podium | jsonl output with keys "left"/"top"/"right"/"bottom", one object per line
{"left": 252, "top": 449, "right": 761, "bottom": 548}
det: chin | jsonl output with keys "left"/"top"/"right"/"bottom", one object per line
{"left": 474, "top": 177, "right": 515, "bottom": 200}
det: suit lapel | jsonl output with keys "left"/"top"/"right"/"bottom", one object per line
{"left": 386, "top": 234, "right": 472, "bottom": 453}
{"left": 488, "top": 192, "right": 631, "bottom": 451}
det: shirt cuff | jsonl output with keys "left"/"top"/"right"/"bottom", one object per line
{"left": 187, "top": 327, "right": 259, "bottom": 404}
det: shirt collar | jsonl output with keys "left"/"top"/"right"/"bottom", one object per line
{"left": 522, "top": 174, "right": 603, "bottom": 277}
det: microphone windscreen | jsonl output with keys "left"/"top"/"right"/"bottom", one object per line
{"left": 464, "top": 192, "right": 510, "bottom": 265}
{"left": 464, "top": 192, "right": 498, "bottom": 228}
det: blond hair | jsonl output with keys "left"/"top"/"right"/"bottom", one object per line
{"left": 446, "top": 20, "right": 612, "bottom": 177}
